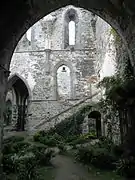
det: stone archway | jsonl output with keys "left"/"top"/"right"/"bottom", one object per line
{"left": 88, "top": 111, "right": 102, "bottom": 137}
{"left": 1, "top": 1, "right": 133, "bottom": 72}
{"left": 0, "top": 0, "right": 135, "bottom": 159}
{"left": 7, "top": 74, "right": 31, "bottom": 131}
{"left": 0, "top": 1, "right": 133, "bottom": 132}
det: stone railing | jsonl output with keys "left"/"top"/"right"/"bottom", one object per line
{"left": 31, "top": 91, "right": 100, "bottom": 132}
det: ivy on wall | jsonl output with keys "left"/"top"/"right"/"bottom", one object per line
{"left": 110, "top": 28, "right": 121, "bottom": 45}
{"left": 48, "top": 105, "right": 92, "bottom": 137}
{"left": 97, "top": 59, "right": 135, "bottom": 147}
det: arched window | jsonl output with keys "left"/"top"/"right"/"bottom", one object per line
{"left": 26, "top": 27, "right": 32, "bottom": 42}
{"left": 57, "top": 65, "right": 71, "bottom": 99}
{"left": 69, "top": 20, "right": 75, "bottom": 45}
{"left": 64, "top": 9, "right": 78, "bottom": 48}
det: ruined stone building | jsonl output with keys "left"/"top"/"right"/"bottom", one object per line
{"left": 5, "top": 6, "right": 116, "bottom": 133}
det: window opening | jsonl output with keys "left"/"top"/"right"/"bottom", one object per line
{"left": 69, "top": 20, "right": 75, "bottom": 45}
{"left": 26, "top": 27, "right": 32, "bottom": 42}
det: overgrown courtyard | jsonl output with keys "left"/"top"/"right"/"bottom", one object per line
{"left": 2, "top": 3, "right": 135, "bottom": 180}
{"left": 2, "top": 132, "right": 125, "bottom": 180}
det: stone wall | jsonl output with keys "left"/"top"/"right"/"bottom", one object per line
{"left": 95, "top": 17, "right": 116, "bottom": 79}
{"left": 8, "top": 5, "right": 117, "bottom": 131}
{"left": 9, "top": 6, "right": 100, "bottom": 130}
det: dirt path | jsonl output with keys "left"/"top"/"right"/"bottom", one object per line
{"left": 51, "top": 154, "right": 101, "bottom": 180}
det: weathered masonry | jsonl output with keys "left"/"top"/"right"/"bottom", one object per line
{"left": 5, "top": 6, "right": 116, "bottom": 132}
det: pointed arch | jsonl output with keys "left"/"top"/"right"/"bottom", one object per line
{"left": 63, "top": 7, "right": 80, "bottom": 49}
{"left": 8, "top": 73, "right": 32, "bottom": 101}
{"left": 6, "top": 73, "right": 32, "bottom": 131}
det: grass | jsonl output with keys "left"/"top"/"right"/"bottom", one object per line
{"left": 6, "top": 166, "right": 55, "bottom": 180}
{"left": 35, "top": 159, "right": 124, "bottom": 180}
{"left": 87, "top": 166, "right": 124, "bottom": 180}
{"left": 37, "top": 166, "right": 55, "bottom": 180}
{"left": 67, "top": 150, "right": 124, "bottom": 180}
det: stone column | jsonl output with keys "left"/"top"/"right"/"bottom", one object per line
{"left": 0, "top": 64, "right": 10, "bottom": 176}
{"left": 12, "top": 105, "right": 18, "bottom": 128}
{"left": 45, "top": 49, "right": 51, "bottom": 75}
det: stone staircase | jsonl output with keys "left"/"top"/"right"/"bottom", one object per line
{"left": 30, "top": 91, "right": 100, "bottom": 133}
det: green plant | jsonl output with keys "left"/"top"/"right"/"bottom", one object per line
{"left": 28, "top": 144, "right": 53, "bottom": 166}
{"left": 39, "top": 136, "right": 57, "bottom": 147}
{"left": 3, "top": 141, "right": 30, "bottom": 155}
{"left": 48, "top": 105, "right": 92, "bottom": 138}
{"left": 75, "top": 138, "right": 117, "bottom": 170}
{"left": 58, "top": 143, "right": 66, "bottom": 154}
{"left": 75, "top": 147, "right": 93, "bottom": 164}
{"left": 12, "top": 141, "right": 30, "bottom": 153}
{"left": 14, "top": 152, "right": 39, "bottom": 180}
{"left": 91, "top": 147, "right": 116, "bottom": 169}
{"left": 3, "top": 142, "right": 15, "bottom": 155}
{"left": 33, "top": 132, "right": 41, "bottom": 142}
{"left": 116, "top": 156, "right": 135, "bottom": 178}
{"left": 112, "top": 144, "right": 124, "bottom": 157}
{"left": 34, "top": 148, "right": 53, "bottom": 166}
{"left": 4, "top": 136, "right": 25, "bottom": 144}
{"left": 65, "top": 135, "right": 79, "bottom": 143}
{"left": 2, "top": 154, "right": 15, "bottom": 173}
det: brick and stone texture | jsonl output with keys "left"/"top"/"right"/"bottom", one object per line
{"left": 8, "top": 5, "right": 116, "bottom": 131}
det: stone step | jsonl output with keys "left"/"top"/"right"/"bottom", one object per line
{"left": 31, "top": 91, "right": 100, "bottom": 133}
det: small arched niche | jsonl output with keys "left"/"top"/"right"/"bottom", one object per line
{"left": 88, "top": 111, "right": 101, "bottom": 137}
{"left": 57, "top": 65, "right": 71, "bottom": 99}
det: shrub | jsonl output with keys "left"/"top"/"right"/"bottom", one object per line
{"left": 75, "top": 141, "right": 117, "bottom": 170}
{"left": 34, "top": 148, "right": 53, "bottom": 166}
{"left": 33, "top": 131, "right": 64, "bottom": 147}
{"left": 3, "top": 154, "right": 15, "bottom": 173}
{"left": 12, "top": 141, "right": 30, "bottom": 153}
{"left": 69, "top": 137, "right": 86, "bottom": 146}
{"left": 75, "top": 147, "right": 93, "bottom": 164}
{"left": 65, "top": 135, "right": 79, "bottom": 143}
{"left": 3, "top": 144, "right": 53, "bottom": 179}
{"left": 116, "top": 156, "right": 135, "bottom": 178}
{"left": 14, "top": 152, "right": 39, "bottom": 180}
{"left": 98, "top": 136, "right": 113, "bottom": 149}
{"left": 53, "top": 133, "right": 64, "bottom": 142}
{"left": 58, "top": 143, "right": 66, "bottom": 154}
{"left": 33, "top": 132, "right": 41, "bottom": 142}
{"left": 91, "top": 147, "right": 116, "bottom": 169}
{"left": 3, "top": 141, "right": 30, "bottom": 155}
{"left": 28, "top": 143, "right": 47, "bottom": 152}
{"left": 112, "top": 144, "right": 124, "bottom": 157}
{"left": 4, "top": 136, "right": 24, "bottom": 144}
{"left": 28, "top": 144, "right": 53, "bottom": 166}
{"left": 39, "top": 136, "right": 57, "bottom": 147}
{"left": 3, "top": 136, "right": 26, "bottom": 155}
{"left": 3, "top": 142, "right": 15, "bottom": 155}
{"left": 68, "top": 132, "right": 97, "bottom": 146}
